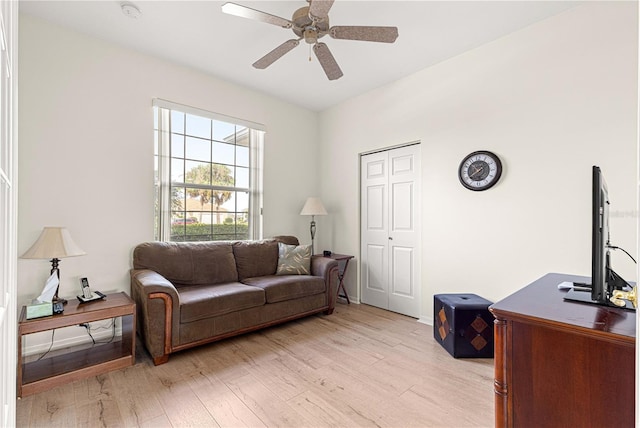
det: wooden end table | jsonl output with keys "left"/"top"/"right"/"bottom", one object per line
{"left": 17, "top": 291, "right": 136, "bottom": 398}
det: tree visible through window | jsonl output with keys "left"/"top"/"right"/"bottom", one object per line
{"left": 154, "top": 100, "right": 264, "bottom": 242}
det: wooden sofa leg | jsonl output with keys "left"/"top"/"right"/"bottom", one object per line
{"left": 325, "top": 308, "right": 334, "bottom": 315}
{"left": 153, "top": 354, "right": 169, "bottom": 366}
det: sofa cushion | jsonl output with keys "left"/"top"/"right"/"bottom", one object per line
{"left": 242, "top": 275, "right": 325, "bottom": 303}
{"left": 232, "top": 240, "right": 279, "bottom": 281}
{"left": 179, "top": 283, "right": 266, "bottom": 323}
{"left": 133, "top": 241, "right": 238, "bottom": 286}
{"left": 276, "top": 242, "right": 311, "bottom": 275}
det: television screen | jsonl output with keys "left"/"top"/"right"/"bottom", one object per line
{"left": 563, "top": 166, "right": 633, "bottom": 310}
{"left": 591, "top": 165, "right": 608, "bottom": 303}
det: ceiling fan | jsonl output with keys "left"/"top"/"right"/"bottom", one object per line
{"left": 221, "top": 0, "right": 399, "bottom": 80}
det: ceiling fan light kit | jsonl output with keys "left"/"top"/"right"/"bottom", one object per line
{"left": 221, "top": 0, "right": 399, "bottom": 80}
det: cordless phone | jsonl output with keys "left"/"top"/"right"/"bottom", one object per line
{"left": 81, "top": 277, "right": 92, "bottom": 299}
{"left": 77, "top": 277, "right": 106, "bottom": 303}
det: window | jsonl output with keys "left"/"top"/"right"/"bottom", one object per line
{"left": 153, "top": 99, "right": 264, "bottom": 242}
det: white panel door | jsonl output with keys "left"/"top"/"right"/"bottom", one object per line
{"left": 360, "top": 144, "right": 421, "bottom": 318}
{"left": 360, "top": 151, "right": 389, "bottom": 309}
{"left": 388, "top": 146, "right": 421, "bottom": 317}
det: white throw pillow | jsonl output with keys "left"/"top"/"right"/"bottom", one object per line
{"left": 276, "top": 242, "right": 311, "bottom": 275}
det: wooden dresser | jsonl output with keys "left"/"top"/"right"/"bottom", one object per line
{"left": 489, "top": 273, "right": 635, "bottom": 427}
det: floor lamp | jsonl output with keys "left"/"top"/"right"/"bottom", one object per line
{"left": 300, "top": 197, "right": 327, "bottom": 255}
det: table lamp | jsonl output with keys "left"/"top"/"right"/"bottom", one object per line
{"left": 299, "top": 197, "right": 327, "bottom": 255}
{"left": 21, "top": 227, "right": 86, "bottom": 304}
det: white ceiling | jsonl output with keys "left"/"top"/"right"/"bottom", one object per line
{"left": 20, "top": 1, "right": 580, "bottom": 111}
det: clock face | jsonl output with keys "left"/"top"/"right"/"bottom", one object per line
{"left": 459, "top": 151, "right": 503, "bottom": 191}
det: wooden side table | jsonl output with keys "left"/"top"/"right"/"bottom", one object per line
{"left": 324, "top": 253, "right": 354, "bottom": 304}
{"left": 17, "top": 291, "right": 136, "bottom": 398}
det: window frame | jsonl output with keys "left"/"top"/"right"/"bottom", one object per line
{"left": 153, "top": 99, "right": 264, "bottom": 242}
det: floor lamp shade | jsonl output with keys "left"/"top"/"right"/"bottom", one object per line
{"left": 300, "top": 197, "right": 328, "bottom": 217}
{"left": 300, "top": 197, "right": 327, "bottom": 255}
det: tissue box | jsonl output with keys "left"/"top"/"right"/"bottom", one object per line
{"left": 26, "top": 301, "right": 52, "bottom": 319}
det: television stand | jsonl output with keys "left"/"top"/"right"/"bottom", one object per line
{"left": 490, "top": 273, "right": 634, "bottom": 427}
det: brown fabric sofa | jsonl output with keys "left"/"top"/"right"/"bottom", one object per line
{"left": 130, "top": 236, "right": 339, "bottom": 365}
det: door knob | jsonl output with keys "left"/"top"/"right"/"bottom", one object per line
{"left": 388, "top": 237, "right": 393, "bottom": 240}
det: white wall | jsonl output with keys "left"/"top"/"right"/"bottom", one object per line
{"left": 318, "top": 2, "right": 639, "bottom": 322}
{"left": 18, "top": 15, "right": 320, "bottom": 348}
{"left": 18, "top": 1, "right": 639, "bottom": 335}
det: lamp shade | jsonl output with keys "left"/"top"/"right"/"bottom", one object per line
{"left": 21, "top": 227, "right": 86, "bottom": 259}
{"left": 300, "top": 197, "right": 327, "bottom": 216}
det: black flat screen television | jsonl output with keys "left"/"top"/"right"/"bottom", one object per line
{"left": 564, "top": 166, "right": 633, "bottom": 309}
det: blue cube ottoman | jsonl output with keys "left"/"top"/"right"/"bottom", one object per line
{"left": 433, "top": 293, "right": 494, "bottom": 358}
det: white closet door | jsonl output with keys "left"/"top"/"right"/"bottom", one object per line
{"left": 360, "top": 144, "right": 421, "bottom": 318}
{"left": 360, "top": 150, "right": 389, "bottom": 309}
{"left": 387, "top": 145, "right": 421, "bottom": 317}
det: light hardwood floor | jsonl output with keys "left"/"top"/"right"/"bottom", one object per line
{"left": 16, "top": 303, "right": 495, "bottom": 427}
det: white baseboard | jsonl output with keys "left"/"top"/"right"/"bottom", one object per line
{"left": 418, "top": 316, "right": 433, "bottom": 326}
{"left": 337, "top": 295, "right": 360, "bottom": 304}
{"left": 23, "top": 325, "right": 122, "bottom": 357}
{"left": 338, "top": 298, "right": 430, "bottom": 324}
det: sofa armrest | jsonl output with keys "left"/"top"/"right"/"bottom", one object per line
{"left": 131, "top": 269, "right": 179, "bottom": 297}
{"left": 311, "top": 256, "right": 338, "bottom": 278}
{"left": 130, "top": 269, "right": 181, "bottom": 364}
{"left": 311, "top": 256, "right": 339, "bottom": 312}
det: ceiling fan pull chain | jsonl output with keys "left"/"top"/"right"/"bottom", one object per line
{"left": 309, "top": 44, "right": 312, "bottom": 62}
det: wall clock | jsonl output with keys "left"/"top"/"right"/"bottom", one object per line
{"left": 458, "top": 150, "right": 503, "bottom": 191}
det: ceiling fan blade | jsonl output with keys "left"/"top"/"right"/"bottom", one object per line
{"left": 221, "top": 2, "right": 292, "bottom": 29}
{"left": 313, "top": 43, "right": 343, "bottom": 81}
{"left": 252, "top": 39, "right": 300, "bottom": 69}
{"left": 308, "top": 0, "right": 335, "bottom": 22}
{"left": 329, "top": 26, "right": 399, "bottom": 43}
